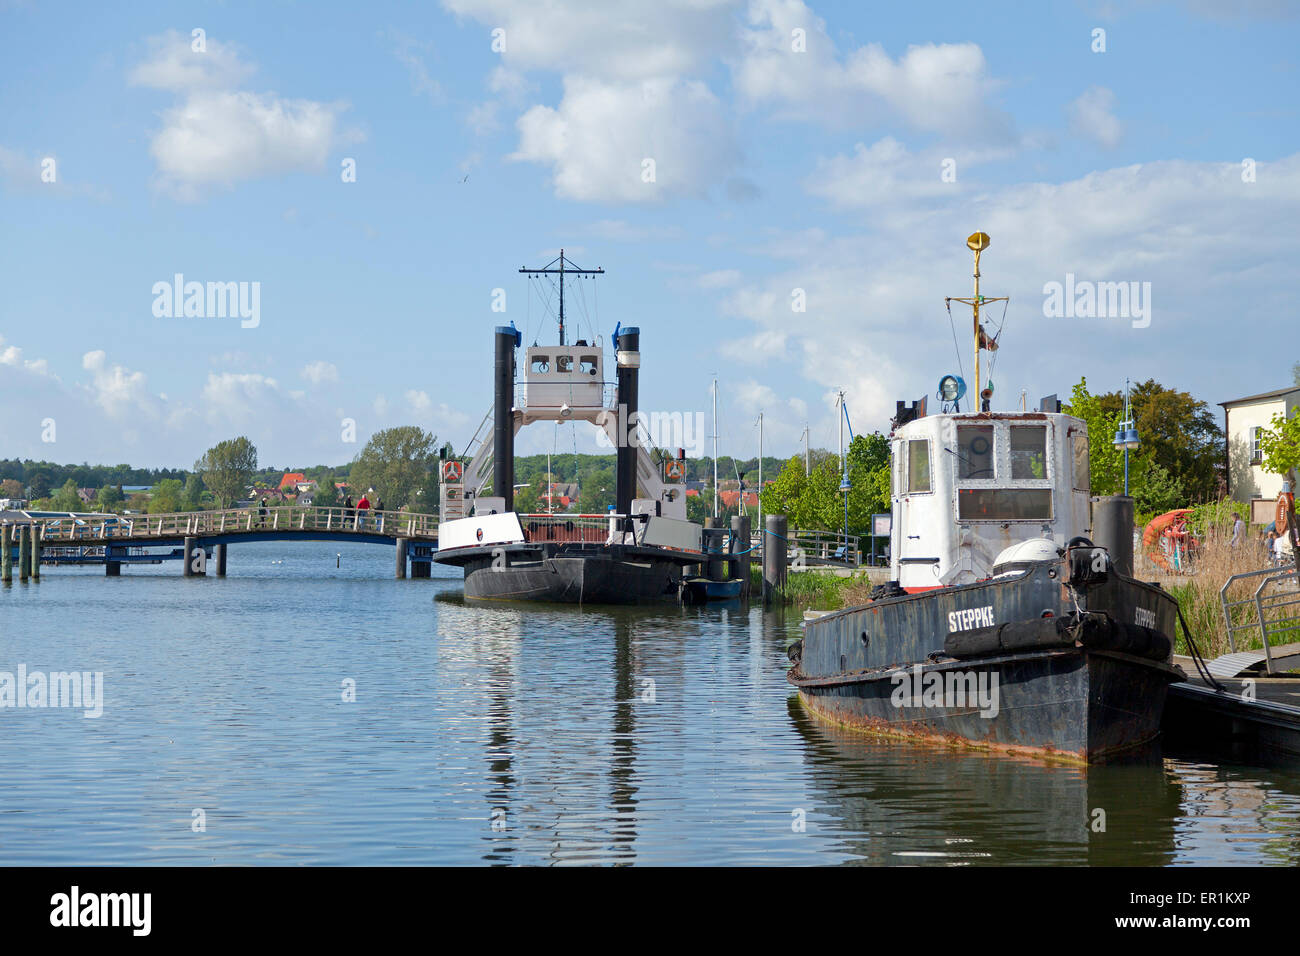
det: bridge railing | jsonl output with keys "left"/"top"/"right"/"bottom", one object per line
{"left": 34, "top": 506, "right": 439, "bottom": 542}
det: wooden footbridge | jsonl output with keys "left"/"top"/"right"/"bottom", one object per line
{"left": 1, "top": 506, "right": 440, "bottom": 580}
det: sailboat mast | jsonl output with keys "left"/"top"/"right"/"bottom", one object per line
{"left": 945, "top": 232, "right": 1006, "bottom": 413}
{"left": 712, "top": 377, "right": 719, "bottom": 519}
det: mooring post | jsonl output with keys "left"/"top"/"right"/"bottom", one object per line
{"left": 763, "top": 514, "right": 787, "bottom": 607}
{"left": 395, "top": 537, "right": 408, "bottom": 579}
{"left": 1091, "top": 495, "right": 1134, "bottom": 578}
{"left": 183, "top": 536, "right": 204, "bottom": 577}
{"left": 29, "top": 524, "right": 40, "bottom": 580}
{"left": 730, "top": 515, "right": 751, "bottom": 596}
{"left": 17, "top": 525, "right": 30, "bottom": 582}
{"left": 105, "top": 544, "right": 121, "bottom": 577}
{"left": 1, "top": 525, "right": 12, "bottom": 583}
{"left": 213, "top": 543, "right": 227, "bottom": 577}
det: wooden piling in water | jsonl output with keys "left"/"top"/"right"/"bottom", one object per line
{"left": 29, "top": 524, "right": 40, "bottom": 580}
{"left": 1, "top": 525, "right": 12, "bottom": 582}
{"left": 763, "top": 514, "right": 787, "bottom": 607}
{"left": 17, "top": 525, "right": 30, "bottom": 582}
{"left": 730, "top": 515, "right": 751, "bottom": 596}
{"left": 183, "top": 536, "right": 204, "bottom": 576}
{"left": 395, "top": 538, "right": 408, "bottom": 579}
{"left": 213, "top": 543, "right": 227, "bottom": 577}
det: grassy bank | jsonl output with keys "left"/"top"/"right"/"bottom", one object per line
{"left": 748, "top": 566, "right": 872, "bottom": 611}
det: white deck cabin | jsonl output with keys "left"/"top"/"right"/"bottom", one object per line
{"left": 889, "top": 411, "right": 1091, "bottom": 590}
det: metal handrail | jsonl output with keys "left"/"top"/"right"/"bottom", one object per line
{"left": 27, "top": 506, "right": 440, "bottom": 542}
{"left": 1220, "top": 564, "right": 1296, "bottom": 652}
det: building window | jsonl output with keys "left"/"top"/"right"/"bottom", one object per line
{"left": 1251, "top": 426, "right": 1263, "bottom": 463}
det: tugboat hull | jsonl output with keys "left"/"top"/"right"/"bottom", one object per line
{"left": 789, "top": 556, "right": 1184, "bottom": 763}
{"left": 792, "top": 648, "right": 1180, "bottom": 762}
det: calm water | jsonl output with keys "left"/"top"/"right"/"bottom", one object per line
{"left": 2, "top": 540, "right": 1299, "bottom": 866}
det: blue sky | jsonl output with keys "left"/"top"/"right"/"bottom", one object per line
{"left": 1, "top": 0, "right": 1297, "bottom": 468}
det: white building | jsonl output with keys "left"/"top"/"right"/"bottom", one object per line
{"left": 1220, "top": 386, "right": 1300, "bottom": 520}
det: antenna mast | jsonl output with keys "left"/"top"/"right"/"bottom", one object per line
{"left": 945, "top": 232, "right": 1008, "bottom": 412}
{"left": 519, "top": 248, "right": 604, "bottom": 346}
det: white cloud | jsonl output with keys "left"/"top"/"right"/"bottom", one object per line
{"left": 80, "top": 350, "right": 159, "bottom": 420}
{"left": 390, "top": 31, "right": 443, "bottom": 102}
{"left": 443, "top": 0, "right": 735, "bottom": 81}
{"left": 199, "top": 371, "right": 281, "bottom": 424}
{"left": 722, "top": 153, "right": 1300, "bottom": 432}
{"left": 734, "top": 0, "right": 1012, "bottom": 140}
{"left": 301, "top": 360, "right": 339, "bottom": 384}
{"left": 1068, "top": 86, "right": 1122, "bottom": 149}
{"left": 698, "top": 269, "right": 743, "bottom": 289}
{"left": 405, "top": 389, "right": 433, "bottom": 413}
{"left": 131, "top": 30, "right": 354, "bottom": 199}
{"left": 0, "top": 336, "right": 52, "bottom": 376}
{"left": 513, "top": 75, "right": 738, "bottom": 202}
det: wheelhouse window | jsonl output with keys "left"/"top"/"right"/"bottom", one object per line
{"left": 530, "top": 355, "right": 550, "bottom": 374}
{"left": 1010, "top": 426, "right": 1047, "bottom": 479}
{"left": 579, "top": 355, "right": 599, "bottom": 376}
{"left": 1072, "top": 433, "right": 1090, "bottom": 491}
{"left": 556, "top": 355, "right": 574, "bottom": 373}
{"left": 957, "top": 425, "right": 995, "bottom": 480}
{"left": 958, "top": 489, "right": 1053, "bottom": 520}
{"left": 907, "top": 440, "right": 931, "bottom": 493}
{"left": 892, "top": 442, "right": 905, "bottom": 497}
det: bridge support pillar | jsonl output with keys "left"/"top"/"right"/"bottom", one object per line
{"left": 763, "top": 514, "right": 787, "bottom": 607}
{"left": 730, "top": 515, "right": 751, "bottom": 596}
{"left": 395, "top": 538, "right": 408, "bottom": 579}
{"left": 411, "top": 558, "right": 430, "bottom": 579}
{"left": 213, "top": 543, "right": 227, "bottom": 577}
{"left": 183, "top": 536, "right": 204, "bottom": 577}
{"left": 106, "top": 560, "right": 121, "bottom": 576}
{"left": 1, "top": 525, "right": 11, "bottom": 582}
{"left": 18, "top": 525, "right": 30, "bottom": 582}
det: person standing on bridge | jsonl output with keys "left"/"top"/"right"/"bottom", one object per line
{"left": 259, "top": 496, "right": 268, "bottom": 528}
{"left": 344, "top": 494, "right": 354, "bottom": 529}
{"left": 356, "top": 492, "right": 371, "bottom": 531}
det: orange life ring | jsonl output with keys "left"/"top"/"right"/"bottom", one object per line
{"left": 442, "top": 460, "right": 464, "bottom": 482}
{"left": 664, "top": 460, "right": 685, "bottom": 481}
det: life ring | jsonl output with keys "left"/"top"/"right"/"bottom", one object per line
{"left": 664, "top": 460, "right": 685, "bottom": 480}
{"left": 442, "top": 460, "right": 464, "bottom": 482}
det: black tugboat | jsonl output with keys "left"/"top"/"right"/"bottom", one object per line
{"left": 787, "top": 233, "right": 1184, "bottom": 762}
{"left": 433, "top": 252, "right": 706, "bottom": 603}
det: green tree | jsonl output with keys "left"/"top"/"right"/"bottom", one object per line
{"left": 314, "top": 476, "right": 339, "bottom": 507}
{"left": 576, "top": 466, "right": 615, "bottom": 514}
{"left": 28, "top": 471, "right": 51, "bottom": 499}
{"left": 1133, "top": 462, "right": 1185, "bottom": 521}
{"left": 1, "top": 478, "right": 23, "bottom": 499}
{"left": 1065, "top": 377, "right": 1149, "bottom": 496}
{"left": 52, "top": 478, "right": 81, "bottom": 512}
{"left": 1094, "top": 378, "right": 1221, "bottom": 502}
{"left": 96, "top": 484, "right": 124, "bottom": 512}
{"left": 195, "top": 437, "right": 258, "bottom": 508}
{"left": 148, "top": 478, "right": 184, "bottom": 513}
{"left": 181, "top": 474, "right": 204, "bottom": 511}
{"left": 349, "top": 426, "right": 438, "bottom": 509}
{"left": 1259, "top": 407, "right": 1300, "bottom": 485}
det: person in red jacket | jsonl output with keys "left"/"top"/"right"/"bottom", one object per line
{"left": 356, "top": 493, "right": 371, "bottom": 531}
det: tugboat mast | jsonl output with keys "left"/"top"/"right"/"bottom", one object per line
{"left": 946, "top": 232, "right": 1008, "bottom": 412}
{"left": 519, "top": 249, "right": 604, "bottom": 346}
